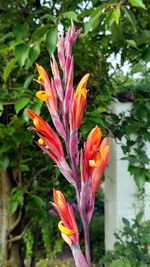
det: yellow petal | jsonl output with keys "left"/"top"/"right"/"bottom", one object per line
{"left": 76, "top": 73, "right": 90, "bottom": 91}
{"left": 36, "top": 63, "right": 44, "bottom": 84}
{"left": 58, "top": 221, "right": 75, "bottom": 236}
{"left": 38, "top": 138, "right": 44, "bottom": 145}
{"left": 33, "top": 118, "right": 39, "bottom": 129}
{"left": 36, "top": 90, "right": 49, "bottom": 101}
{"left": 89, "top": 160, "right": 98, "bottom": 168}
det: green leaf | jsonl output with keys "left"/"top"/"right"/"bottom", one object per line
{"left": 128, "top": 0, "right": 146, "bottom": 9}
{"left": 122, "top": 6, "right": 137, "bottom": 32}
{"left": 111, "top": 23, "right": 122, "bottom": 43}
{"left": 15, "top": 43, "right": 29, "bottom": 67}
{"left": 122, "top": 218, "right": 130, "bottom": 226}
{"left": 9, "top": 187, "right": 25, "bottom": 214}
{"left": 23, "top": 100, "right": 42, "bottom": 121}
{"left": 15, "top": 97, "right": 31, "bottom": 113}
{"left": 136, "top": 211, "right": 143, "bottom": 223}
{"left": 0, "top": 103, "right": 3, "bottom": 116}
{"left": 9, "top": 201, "right": 18, "bottom": 214}
{"left": 25, "top": 44, "right": 40, "bottom": 69}
{"left": 142, "top": 47, "right": 150, "bottom": 62}
{"left": 109, "top": 259, "right": 131, "bottom": 267}
{"left": 112, "top": 7, "right": 121, "bottom": 25}
{"left": 23, "top": 74, "right": 36, "bottom": 88}
{"left": 20, "top": 164, "right": 30, "bottom": 172}
{"left": 84, "top": 7, "right": 103, "bottom": 34}
{"left": 0, "top": 156, "right": 9, "bottom": 170}
{"left": 3, "top": 58, "right": 17, "bottom": 82}
{"left": 40, "top": 14, "right": 56, "bottom": 23}
{"left": 31, "top": 195, "right": 44, "bottom": 209}
{"left": 13, "top": 24, "right": 29, "bottom": 40}
{"left": 134, "top": 174, "right": 145, "bottom": 190}
{"left": 126, "top": 39, "right": 137, "bottom": 48}
{"left": 45, "top": 26, "right": 58, "bottom": 56}
{"left": 63, "top": 11, "right": 78, "bottom": 22}
{"left": 31, "top": 24, "right": 51, "bottom": 41}
{"left": 0, "top": 32, "right": 13, "bottom": 43}
{"left": 134, "top": 168, "right": 146, "bottom": 190}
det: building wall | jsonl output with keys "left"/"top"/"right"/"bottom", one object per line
{"left": 104, "top": 101, "right": 150, "bottom": 250}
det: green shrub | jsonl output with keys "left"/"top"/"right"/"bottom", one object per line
{"left": 100, "top": 212, "right": 150, "bottom": 267}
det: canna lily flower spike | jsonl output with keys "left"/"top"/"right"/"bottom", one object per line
{"left": 25, "top": 23, "right": 110, "bottom": 267}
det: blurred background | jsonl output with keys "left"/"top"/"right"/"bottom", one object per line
{"left": 0, "top": 0, "right": 150, "bottom": 266}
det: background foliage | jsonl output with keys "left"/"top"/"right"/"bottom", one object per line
{"left": 0, "top": 0, "right": 150, "bottom": 265}
{"left": 101, "top": 212, "right": 150, "bottom": 267}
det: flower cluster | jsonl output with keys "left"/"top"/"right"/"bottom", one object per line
{"left": 26, "top": 22, "right": 109, "bottom": 267}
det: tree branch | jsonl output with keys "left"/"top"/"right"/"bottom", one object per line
{"left": 8, "top": 204, "right": 23, "bottom": 234}
{"left": 8, "top": 221, "right": 31, "bottom": 243}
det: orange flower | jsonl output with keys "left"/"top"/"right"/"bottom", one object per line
{"left": 81, "top": 126, "right": 110, "bottom": 188}
{"left": 26, "top": 109, "right": 64, "bottom": 163}
{"left": 91, "top": 139, "right": 110, "bottom": 197}
{"left": 51, "top": 189, "right": 79, "bottom": 246}
{"left": 35, "top": 63, "right": 58, "bottom": 115}
{"left": 84, "top": 126, "right": 101, "bottom": 173}
{"left": 70, "top": 74, "right": 89, "bottom": 131}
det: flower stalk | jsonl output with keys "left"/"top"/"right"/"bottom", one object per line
{"left": 26, "top": 22, "right": 110, "bottom": 267}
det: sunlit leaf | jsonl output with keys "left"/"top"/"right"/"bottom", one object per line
{"left": 3, "top": 58, "right": 17, "bottom": 82}
{"left": 128, "top": 0, "right": 146, "bottom": 9}
{"left": 63, "top": 11, "right": 79, "bottom": 22}
{"left": 84, "top": 6, "right": 103, "bottom": 34}
{"left": 45, "top": 26, "right": 58, "bottom": 56}
{"left": 126, "top": 39, "right": 137, "bottom": 48}
{"left": 25, "top": 44, "right": 40, "bottom": 69}
{"left": 15, "top": 43, "right": 29, "bottom": 67}
{"left": 112, "top": 7, "right": 121, "bottom": 25}
{"left": 15, "top": 97, "right": 31, "bottom": 113}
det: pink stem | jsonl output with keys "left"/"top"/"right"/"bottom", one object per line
{"left": 80, "top": 210, "right": 91, "bottom": 266}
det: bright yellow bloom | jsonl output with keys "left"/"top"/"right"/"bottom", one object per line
{"left": 58, "top": 221, "right": 75, "bottom": 235}
{"left": 38, "top": 138, "right": 44, "bottom": 145}
{"left": 36, "top": 90, "right": 49, "bottom": 101}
